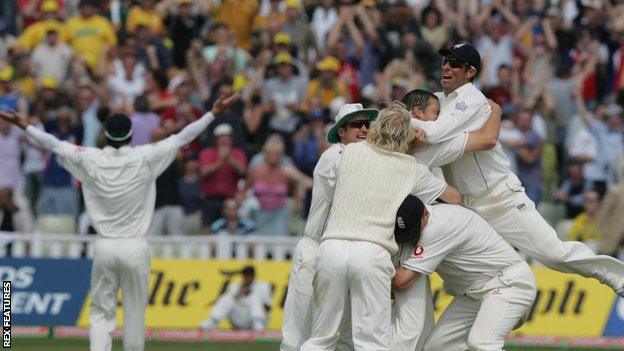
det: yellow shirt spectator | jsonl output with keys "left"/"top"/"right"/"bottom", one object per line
{"left": 65, "top": 14, "right": 117, "bottom": 71}
{"left": 569, "top": 212, "right": 602, "bottom": 243}
{"left": 126, "top": 5, "right": 164, "bottom": 34}
{"left": 301, "top": 79, "right": 347, "bottom": 112}
{"left": 213, "top": 0, "right": 258, "bottom": 51}
{"left": 17, "top": 19, "right": 66, "bottom": 51}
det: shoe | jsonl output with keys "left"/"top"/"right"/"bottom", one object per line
{"left": 199, "top": 318, "right": 216, "bottom": 330}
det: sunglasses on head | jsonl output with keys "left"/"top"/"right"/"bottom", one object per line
{"left": 443, "top": 57, "right": 468, "bottom": 69}
{"left": 345, "top": 119, "right": 370, "bottom": 129}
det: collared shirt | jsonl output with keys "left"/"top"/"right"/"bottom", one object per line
{"left": 321, "top": 142, "right": 447, "bottom": 255}
{"left": 303, "top": 143, "right": 343, "bottom": 242}
{"left": 25, "top": 112, "right": 215, "bottom": 238}
{"left": 411, "top": 83, "right": 518, "bottom": 195}
{"left": 398, "top": 204, "right": 522, "bottom": 296}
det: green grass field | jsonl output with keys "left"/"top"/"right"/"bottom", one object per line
{"left": 9, "top": 339, "right": 621, "bottom": 351}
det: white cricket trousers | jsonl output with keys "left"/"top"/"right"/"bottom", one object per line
{"left": 301, "top": 239, "right": 394, "bottom": 351}
{"left": 391, "top": 276, "right": 435, "bottom": 351}
{"left": 209, "top": 290, "right": 267, "bottom": 330}
{"left": 90, "top": 237, "right": 150, "bottom": 351}
{"left": 281, "top": 237, "right": 352, "bottom": 351}
{"left": 463, "top": 176, "right": 624, "bottom": 293}
{"left": 424, "top": 262, "right": 536, "bottom": 351}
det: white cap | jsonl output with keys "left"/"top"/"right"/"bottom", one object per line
{"left": 214, "top": 123, "right": 233, "bottom": 136}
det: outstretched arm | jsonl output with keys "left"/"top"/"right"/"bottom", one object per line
{"left": 0, "top": 111, "right": 68, "bottom": 154}
{"left": 1, "top": 110, "right": 88, "bottom": 181}
{"left": 170, "top": 93, "right": 240, "bottom": 147}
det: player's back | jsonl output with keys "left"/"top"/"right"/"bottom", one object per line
{"left": 422, "top": 204, "right": 522, "bottom": 295}
{"left": 66, "top": 139, "right": 178, "bottom": 238}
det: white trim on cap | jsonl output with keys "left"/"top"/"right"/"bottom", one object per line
{"left": 105, "top": 130, "right": 133, "bottom": 141}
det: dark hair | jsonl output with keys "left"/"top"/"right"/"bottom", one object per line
{"left": 107, "top": 137, "right": 132, "bottom": 148}
{"left": 421, "top": 6, "right": 442, "bottom": 27}
{"left": 149, "top": 69, "right": 169, "bottom": 90}
{"left": 133, "top": 95, "right": 150, "bottom": 113}
{"left": 402, "top": 89, "right": 438, "bottom": 112}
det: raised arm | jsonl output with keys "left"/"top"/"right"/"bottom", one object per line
{"left": 170, "top": 93, "right": 240, "bottom": 147}
{"left": 0, "top": 111, "right": 67, "bottom": 154}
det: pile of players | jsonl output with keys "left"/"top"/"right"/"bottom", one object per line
{"left": 2, "top": 42, "right": 623, "bottom": 351}
{"left": 280, "top": 43, "right": 624, "bottom": 351}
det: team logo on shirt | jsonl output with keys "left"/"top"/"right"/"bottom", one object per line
{"left": 412, "top": 245, "right": 425, "bottom": 258}
{"left": 517, "top": 203, "right": 526, "bottom": 211}
{"left": 455, "top": 101, "right": 467, "bottom": 111}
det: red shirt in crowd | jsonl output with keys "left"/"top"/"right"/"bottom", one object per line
{"left": 198, "top": 147, "right": 247, "bottom": 198}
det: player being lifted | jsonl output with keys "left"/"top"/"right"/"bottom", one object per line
{"left": 405, "top": 42, "right": 624, "bottom": 296}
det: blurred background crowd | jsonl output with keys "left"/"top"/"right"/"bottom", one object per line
{"left": 0, "top": 0, "right": 623, "bottom": 258}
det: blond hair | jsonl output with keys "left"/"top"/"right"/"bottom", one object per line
{"left": 263, "top": 133, "right": 285, "bottom": 154}
{"left": 366, "top": 102, "right": 415, "bottom": 154}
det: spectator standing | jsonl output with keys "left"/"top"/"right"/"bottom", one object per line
{"left": 262, "top": 52, "right": 308, "bottom": 140}
{"left": 199, "top": 124, "right": 247, "bottom": 234}
{"left": 30, "top": 27, "right": 73, "bottom": 83}
{"left": 0, "top": 20, "right": 16, "bottom": 61}
{"left": 22, "top": 117, "right": 46, "bottom": 217}
{"left": 158, "top": 0, "right": 208, "bottom": 69}
{"left": 300, "top": 56, "right": 348, "bottom": 112}
{"left": 568, "top": 190, "right": 602, "bottom": 248}
{"left": 38, "top": 108, "right": 82, "bottom": 218}
{"left": 126, "top": 0, "right": 164, "bottom": 35}
{"left": 516, "top": 109, "right": 543, "bottom": 203}
{"left": 16, "top": 0, "right": 66, "bottom": 52}
{"left": 178, "top": 155, "right": 202, "bottom": 218}
{"left": 212, "top": 0, "right": 259, "bottom": 51}
{"left": 148, "top": 128, "right": 185, "bottom": 235}
{"left": 65, "top": 0, "right": 117, "bottom": 72}
{"left": 597, "top": 170, "right": 624, "bottom": 256}
{"left": 242, "top": 135, "right": 311, "bottom": 236}
{"left": 129, "top": 95, "right": 160, "bottom": 147}
{"left": 554, "top": 162, "right": 593, "bottom": 219}
{"left": 76, "top": 81, "right": 102, "bottom": 148}
{"left": 210, "top": 198, "right": 255, "bottom": 235}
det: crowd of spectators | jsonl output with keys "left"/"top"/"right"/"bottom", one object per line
{"left": 0, "top": 0, "right": 623, "bottom": 257}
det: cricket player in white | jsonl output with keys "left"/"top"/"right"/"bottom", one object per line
{"left": 0, "top": 94, "right": 239, "bottom": 351}
{"left": 200, "top": 266, "right": 272, "bottom": 331}
{"left": 409, "top": 42, "right": 624, "bottom": 296}
{"left": 281, "top": 103, "right": 378, "bottom": 351}
{"left": 392, "top": 96, "right": 504, "bottom": 351}
{"left": 392, "top": 198, "right": 536, "bottom": 351}
{"left": 301, "top": 104, "right": 462, "bottom": 351}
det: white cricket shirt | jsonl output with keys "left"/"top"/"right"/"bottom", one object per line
{"left": 25, "top": 112, "right": 215, "bottom": 238}
{"left": 303, "top": 143, "right": 343, "bottom": 243}
{"left": 321, "top": 142, "right": 448, "bottom": 255}
{"left": 411, "top": 83, "right": 519, "bottom": 195}
{"left": 398, "top": 204, "right": 522, "bottom": 296}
